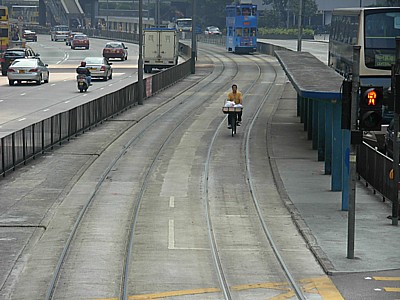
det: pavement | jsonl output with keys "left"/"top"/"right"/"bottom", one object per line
{"left": 270, "top": 80, "right": 400, "bottom": 275}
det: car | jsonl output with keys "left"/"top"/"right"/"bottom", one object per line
{"left": 0, "top": 47, "right": 38, "bottom": 76}
{"left": 102, "top": 42, "right": 128, "bottom": 60}
{"left": 71, "top": 34, "right": 89, "bottom": 49}
{"left": 23, "top": 30, "right": 37, "bottom": 42}
{"left": 84, "top": 57, "right": 112, "bottom": 81}
{"left": 204, "top": 26, "right": 222, "bottom": 35}
{"left": 50, "top": 25, "right": 70, "bottom": 41}
{"left": 7, "top": 58, "right": 49, "bottom": 85}
{"left": 66, "top": 31, "right": 83, "bottom": 46}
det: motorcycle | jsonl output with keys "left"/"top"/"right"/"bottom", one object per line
{"left": 77, "top": 74, "right": 89, "bottom": 92}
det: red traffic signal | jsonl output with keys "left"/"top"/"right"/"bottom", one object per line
{"left": 359, "top": 86, "right": 383, "bottom": 131}
{"left": 366, "top": 89, "right": 377, "bottom": 105}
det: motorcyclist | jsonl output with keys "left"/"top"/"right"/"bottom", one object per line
{"left": 76, "top": 61, "right": 92, "bottom": 86}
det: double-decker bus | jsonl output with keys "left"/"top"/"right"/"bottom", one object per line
{"left": 0, "top": 6, "right": 9, "bottom": 53}
{"left": 176, "top": 18, "right": 192, "bottom": 33}
{"left": 329, "top": 7, "right": 400, "bottom": 123}
{"left": 226, "top": 1, "right": 257, "bottom": 54}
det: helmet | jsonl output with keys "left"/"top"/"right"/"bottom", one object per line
{"left": 80, "top": 61, "right": 86, "bottom": 67}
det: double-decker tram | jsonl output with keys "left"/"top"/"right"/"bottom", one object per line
{"left": 0, "top": 5, "right": 9, "bottom": 53}
{"left": 226, "top": 0, "right": 257, "bottom": 54}
{"left": 329, "top": 7, "right": 400, "bottom": 122}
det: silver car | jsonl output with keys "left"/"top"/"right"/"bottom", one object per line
{"left": 84, "top": 57, "right": 112, "bottom": 81}
{"left": 7, "top": 58, "right": 50, "bottom": 86}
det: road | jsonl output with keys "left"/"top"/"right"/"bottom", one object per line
{"left": 0, "top": 34, "right": 142, "bottom": 130}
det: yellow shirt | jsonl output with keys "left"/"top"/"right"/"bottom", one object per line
{"left": 227, "top": 91, "right": 243, "bottom": 105}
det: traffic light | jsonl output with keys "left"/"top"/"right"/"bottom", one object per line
{"left": 358, "top": 86, "right": 383, "bottom": 131}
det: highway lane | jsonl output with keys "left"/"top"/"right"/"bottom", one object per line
{"left": 0, "top": 34, "right": 141, "bottom": 128}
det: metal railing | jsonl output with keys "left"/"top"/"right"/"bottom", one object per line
{"left": 357, "top": 142, "right": 396, "bottom": 202}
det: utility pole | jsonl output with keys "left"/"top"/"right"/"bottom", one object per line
{"left": 297, "top": 0, "right": 303, "bottom": 51}
{"left": 157, "top": 0, "right": 160, "bottom": 26}
{"left": 347, "top": 46, "right": 361, "bottom": 259}
{"left": 191, "top": 0, "right": 196, "bottom": 74}
{"left": 106, "top": 0, "right": 109, "bottom": 30}
{"left": 138, "top": 0, "right": 143, "bottom": 105}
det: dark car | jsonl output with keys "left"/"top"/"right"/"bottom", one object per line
{"left": 102, "top": 42, "right": 128, "bottom": 60}
{"left": 0, "top": 47, "right": 37, "bottom": 76}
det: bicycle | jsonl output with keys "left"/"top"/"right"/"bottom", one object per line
{"left": 222, "top": 106, "right": 243, "bottom": 136}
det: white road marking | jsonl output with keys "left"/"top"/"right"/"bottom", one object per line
{"left": 18, "top": 118, "right": 26, "bottom": 121}
{"left": 169, "top": 196, "right": 175, "bottom": 208}
{"left": 43, "top": 109, "right": 50, "bottom": 112}
{"left": 168, "top": 219, "right": 175, "bottom": 249}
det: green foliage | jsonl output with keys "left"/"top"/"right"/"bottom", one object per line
{"left": 381, "top": 0, "right": 400, "bottom": 5}
{"left": 260, "top": 0, "right": 318, "bottom": 28}
{"left": 258, "top": 27, "right": 314, "bottom": 37}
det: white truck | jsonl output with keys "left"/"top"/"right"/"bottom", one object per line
{"left": 143, "top": 28, "right": 179, "bottom": 73}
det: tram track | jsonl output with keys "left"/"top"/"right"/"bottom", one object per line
{"left": 5, "top": 44, "right": 326, "bottom": 300}
{"left": 42, "top": 48, "right": 240, "bottom": 300}
{"left": 202, "top": 48, "right": 306, "bottom": 299}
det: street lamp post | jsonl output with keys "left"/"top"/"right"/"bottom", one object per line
{"left": 191, "top": 0, "right": 196, "bottom": 74}
{"left": 138, "top": 0, "right": 144, "bottom": 105}
{"left": 106, "top": 0, "right": 109, "bottom": 30}
{"left": 297, "top": 0, "right": 303, "bottom": 51}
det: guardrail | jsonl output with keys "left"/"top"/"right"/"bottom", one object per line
{"left": 357, "top": 142, "right": 396, "bottom": 203}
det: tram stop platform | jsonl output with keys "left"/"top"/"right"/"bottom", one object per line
{"left": 272, "top": 50, "right": 400, "bottom": 274}
{"left": 273, "top": 80, "right": 400, "bottom": 274}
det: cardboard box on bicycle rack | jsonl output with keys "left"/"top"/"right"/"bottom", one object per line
{"left": 222, "top": 107, "right": 243, "bottom": 114}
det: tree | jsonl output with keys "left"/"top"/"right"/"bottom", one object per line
{"left": 377, "top": 0, "right": 400, "bottom": 7}
{"left": 262, "top": 0, "right": 317, "bottom": 28}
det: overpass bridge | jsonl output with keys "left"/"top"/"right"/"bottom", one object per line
{"left": 3, "top": 0, "right": 98, "bottom": 28}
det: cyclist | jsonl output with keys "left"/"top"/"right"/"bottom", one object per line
{"left": 226, "top": 84, "right": 243, "bottom": 129}
{"left": 76, "top": 61, "right": 92, "bottom": 86}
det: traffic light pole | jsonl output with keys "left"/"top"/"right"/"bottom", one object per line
{"left": 391, "top": 37, "right": 400, "bottom": 225}
{"left": 347, "top": 45, "right": 361, "bottom": 259}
